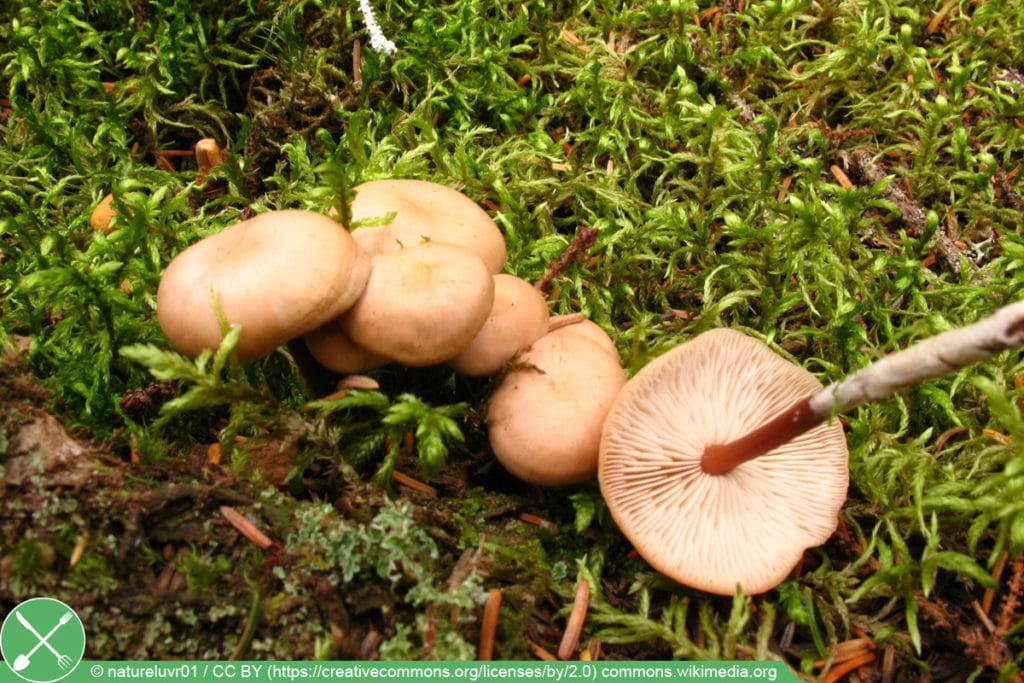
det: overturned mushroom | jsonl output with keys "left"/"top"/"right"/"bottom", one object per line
{"left": 599, "top": 328, "right": 848, "bottom": 595}
{"left": 156, "top": 209, "right": 371, "bottom": 361}
{"left": 600, "top": 299, "right": 1024, "bottom": 595}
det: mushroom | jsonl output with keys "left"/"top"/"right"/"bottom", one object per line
{"left": 600, "top": 299, "right": 1024, "bottom": 595}
{"left": 448, "top": 274, "right": 551, "bottom": 377}
{"left": 347, "top": 179, "right": 507, "bottom": 274}
{"left": 156, "top": 209, "right": 371, "bottom": 362}
{"left": 339, "top": 242, "right": 495, "bottom": 367}
{"left": 304, "top": 320, "right": 389, "bottom": 374}
{"left": 546, "top": 314, "right": 620, "bottom": 359}
{"left": 487, "top": 322, "right": 626, "bottom": 486}
{"left": 598, "top": 328, "right": 848, "bottom": 595}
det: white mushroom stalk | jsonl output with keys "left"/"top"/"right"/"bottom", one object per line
{"left": 702, "top": 299, "right": 1024, "bottom": 475}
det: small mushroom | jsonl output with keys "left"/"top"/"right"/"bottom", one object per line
{"left": 598, "top": 328, "right": 849, "bottom": 595}
{"left": 546, "top": 314, "right": 620, "bottom": 358}
{"left": 448, "top": 274, "right": 550, "bottom": 377}
{"left": 156, "top": 209, "right": 371, "bottom": 361}
{"left": 339, "top": 242, "right": 495, "bottom": 367}
{"left": 487, "top": 322, "right": 626, "bottom": 486}
{"left": 348, "top": 179, "right": 507, "bottom": 274}
{"left": 304, "top": 320, "right": 389, "bottom": 374}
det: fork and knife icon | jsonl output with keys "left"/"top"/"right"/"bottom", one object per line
{"left": 11, "top": 611, "right": 74, "bottom": 672}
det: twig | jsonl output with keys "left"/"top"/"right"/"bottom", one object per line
{"left": 847, "top": 149, "right": 927, "bottom": 235}
{"left": 972, "top": 599, "right": 997, "bottom": 634}
{"left": 534, "top": 226, "right": 599, "bottom": 293}
{"left": 996, "top": 554, "right": 1024, "bottom": 633}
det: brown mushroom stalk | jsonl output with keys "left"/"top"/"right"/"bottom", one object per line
{"left": 702, "top": 299, "right": 1024, "bottom": 476}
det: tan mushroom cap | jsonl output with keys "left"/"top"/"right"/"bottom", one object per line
{"left": 488, "top": 324, "right": 626, "bottom": 486}
{"left": 348, "top": 179, "right": 507, "bottom": 274}
{"left": 448, "top": 274, "right": 550, "bottom": 377}
{"left": 598, "top": 328, "right": 849, "bottom": 596}
{"left": 157, "top": 209, "right": 371, "bottom": 362}
{"left": 340, "top": 242, "right": 495, "bottom": 367}
{"left": 547, "top": 314, "right": 619, "bottom": 358}
{"left": 304, "top": 320, "right": 389, "bottom": 374}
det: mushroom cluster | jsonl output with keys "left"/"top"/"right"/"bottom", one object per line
{"left": 155, "top": 178, "right": 626, "bottom": 487}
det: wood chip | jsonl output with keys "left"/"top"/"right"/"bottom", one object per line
{"left": 219, "top": 505, "right": 274, "bottom": 549}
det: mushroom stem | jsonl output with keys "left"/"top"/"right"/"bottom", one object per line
{"left": 701, "top": 396, "right": 821, "bottom": 475}
{"left": 701, "top": 299, "right": 1024, "bottom": 475}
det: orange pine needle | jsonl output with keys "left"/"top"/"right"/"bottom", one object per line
{"left": 529, "top": 642, "right": 557, "bottom": 661}
{"left": 814, "top": 637, "right": 874, "bottom": 667}
{"left": 520, "top": 513, "right": 556, "bottom": 528}
{"left": 821, "top": 651, "right": 876, "bottom": 683}
{"left": 152, "top": 152, "right": 176, "bottom": 173}
{"left": 562, "top": 29, "right": 589, "bottom": 52}
{"left": 982, "top": 550, "right": 1010, "bottom": 614}
{"left": 830, "top": 164, "right": 854, "bottom": 189}
{"left": 478, "top": 589, "right": 502, "bottom": 660}
{"left": 982, "top": 428, "right": 1012, "bottom": 444}
{"left": 391, "top": 470, "right": 438, "bottom": 497}
{"left": 69, "top": 533, "right": 89, "bottom": 568}
{"left": 558, "top": 579, "right": 590, "bottom": 660}
{"left": 926, "top": 0, "right": 958, "bottom": 35}
{"left": 777, "top": 175, "right": 793, "bottom": 202}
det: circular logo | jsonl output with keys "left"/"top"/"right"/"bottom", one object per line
{"left": 0, "top": 598, "right": 85, "bottom": 683}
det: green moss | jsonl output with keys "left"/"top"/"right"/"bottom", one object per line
{"left": 3, "top": 0, "right": 1024, "bottom": 672}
